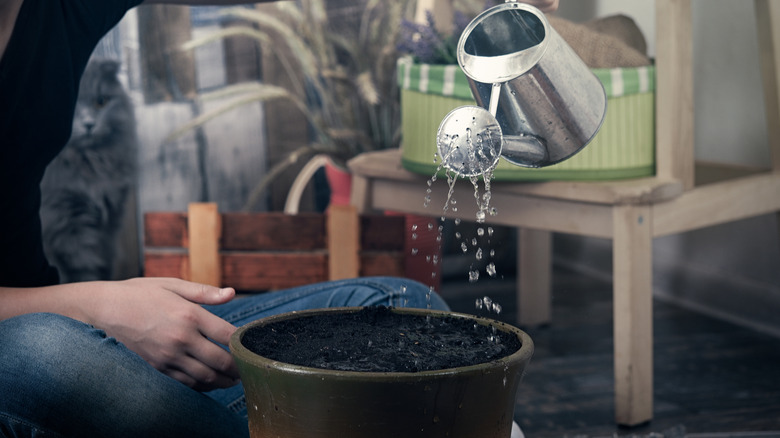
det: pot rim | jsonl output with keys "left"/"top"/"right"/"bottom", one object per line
{"left": 229, "top": 306, "right": 534, "bottom": 379}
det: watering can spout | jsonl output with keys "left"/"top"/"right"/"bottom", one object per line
{"left": 501, "top": 134, "right": 549, "bottom": 168}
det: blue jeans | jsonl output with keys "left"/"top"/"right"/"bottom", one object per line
{"left": 0, "top": 277, "right": 448, "bottom": 438}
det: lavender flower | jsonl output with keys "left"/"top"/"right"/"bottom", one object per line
{"left": 397, "top": 10, "right": 460, "bottom": 64}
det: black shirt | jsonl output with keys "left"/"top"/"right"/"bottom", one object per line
{"left": 0, "top": 0, "right": 142, "bottom": 287}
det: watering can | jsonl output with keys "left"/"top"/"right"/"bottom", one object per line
{"left": 437, "top": 1, "right": 607, "bottom": 177}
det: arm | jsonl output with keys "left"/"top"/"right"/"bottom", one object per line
{"left": 141, "top": 0, "right": 559, "bottom": 11}
{"left": 1, "top": 278, "right": 240, "bottom": 392}
{"left": 142, "top": 0, "right": 275, "bottom": 4}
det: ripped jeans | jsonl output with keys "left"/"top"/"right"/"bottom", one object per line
{"left": 0, "top": 277, "right": 448, "bottom": 438}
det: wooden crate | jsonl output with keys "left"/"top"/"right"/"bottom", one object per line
{"left": 143, "top": 203, "right": 415, "bottom": 292}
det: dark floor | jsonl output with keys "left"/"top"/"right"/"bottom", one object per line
{"left": 441, "top": 262, "right": 780, "bottom": 438}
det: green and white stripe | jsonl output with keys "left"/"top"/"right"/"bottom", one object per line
{"left": 593, "top": 66, "right": 655, "bottom": 98}
{"left": 398, "top": 57, "right": 473, "bottom": 100}
{"left": 398, "top": 57, "right": 655, "bottom": 99}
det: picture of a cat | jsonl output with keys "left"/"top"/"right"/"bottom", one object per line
{"left": 40, "top": 58, "right": 139, "bottom": 283}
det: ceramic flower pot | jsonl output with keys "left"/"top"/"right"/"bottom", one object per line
{"left": 230, "top": 306, "right": 534, "bottom": 438}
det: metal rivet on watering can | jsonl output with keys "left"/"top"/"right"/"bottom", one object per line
{"left": 437, "top": 1, "right": 607, "bottom": 175}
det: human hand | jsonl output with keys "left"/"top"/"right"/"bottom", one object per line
{"left": 523, "top": 0, "right": 559, "bottom": 13}
{"left": 87, "top": 278, "right": 240, "bottom": 392}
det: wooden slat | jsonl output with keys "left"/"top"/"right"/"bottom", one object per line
{"left": 361, "top": 215, "right": 405, "bottom": 250}
{"left": 755, "top": 0, "right": 780, "bottom": 171}
{"left": 517, "top": 228, "right": 552, "bottom": 327}
{"left": 653, "top": 172, "right": 780, "bottom": 237}
{"left": 223, "top": 253, "right": 328, "bottom": 290}
{"left": 655, "top": 0, "right": 694, "bottom": 189}
{"left": 327, "top": 205, "right": 360, "bottom": 280}
{"left": 144, "top": 212, "right": 188, "bottom": 247}
{"left": 360, "top": 253, "right": 405, "bottom": 278}
{"left": 221, "top": 213, "right": 326, "bottom": 250}
{"left": 144, "top": 211, "right": 327, "bottom": 250}
{"left": 188, "top": 203, "right": 221, "bottom": 287}
{"left": 348, "top": 149, "right": 684, "bottom": 206}
{"left": 143, "top": 252, "right": 188, "bottom": 279}
{"left": 146, "top": 252, "right": 404, "bottom": 289}
{"left": 613, "top": 204, "right": 653, "bottom": 426}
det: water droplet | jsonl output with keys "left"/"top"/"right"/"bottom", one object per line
{"left": 455, "top": 231, "right": 462, "bottom": 239}
{"left": 486, "top": 262, "right": 497, "bottom": 277}
{"left": 471, "top": 238, "right": 478, "bottom": 246}
{"left": 460, "top": 242, "right": 468, "bottom": 253}
{"left": 454, "top": 218, "right": 461, "bottom": 225}
{"left": 477, "top": 227, "right": 485, "bottom": 236}
{"left": 411, "top": 248, "right": 419, "bottom": 255}
{"left": 492, "top": 303, "right": 502, "bottom": 314}
{"left": 487, "top": 227, "right": 494, "bottom": 236}
{"left": 411, "top": 224, "right": 418, "bottom": 231}
{"left": 411, "top": 233, "right": 418, "bottom": 240}
{"left": 469, "top": 270, "right": 479, "bottom": 283}
{"left": 427, "top": 222, "right": 434, "bottom": 231}
{"left": 475, "top": 248, "right": 483, "bottom": 260}
{"left": 475, "top": 298, "right": 484, "bottom": 309}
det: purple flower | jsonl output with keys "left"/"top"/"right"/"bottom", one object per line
{"left": 397, "top": 9, "right": 463, "bottom": 64}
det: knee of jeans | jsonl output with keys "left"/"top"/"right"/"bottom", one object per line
{"left": 1, "top": 312, "right": 94, "bottom": 353}
{"left": 361, "top": 276, "right": 449, "bottom": 311}
{"left": 0, "top": 313, "right": 103, "bottom": 394}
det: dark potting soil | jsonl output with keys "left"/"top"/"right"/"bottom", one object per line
{"left": 241, "top": 306, "right": 523, "bottom": 372}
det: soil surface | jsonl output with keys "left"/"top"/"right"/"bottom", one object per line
{"left": 241, "top": 306, "right": 523, "bottom": 372}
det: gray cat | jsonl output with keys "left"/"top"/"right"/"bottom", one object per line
{"left": 40, "top": 59, "right": 138, "bottom": 283}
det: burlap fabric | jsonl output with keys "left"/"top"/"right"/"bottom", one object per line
{"left": 548, "top": 14, "right": 652, "bottom": 68}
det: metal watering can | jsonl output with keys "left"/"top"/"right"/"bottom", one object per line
{"left": 436, "top": 1, "right": 607, "bottom": 177}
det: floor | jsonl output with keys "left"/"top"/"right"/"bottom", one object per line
{"left": 441, "top": 259, "right": 780, "bottom": 438}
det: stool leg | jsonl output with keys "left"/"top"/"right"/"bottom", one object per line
{"left": 517, "top": 228, "right": 552, "bottom": 327}
{"left": 612, "top": 205, "right": 653, "bottom": 426}
{"left": 349, "top": 174, "right": 371, "bottom": 214}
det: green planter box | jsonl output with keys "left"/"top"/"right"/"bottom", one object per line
{"left": 398, "top": 58, "right": 655, "bottom": 181}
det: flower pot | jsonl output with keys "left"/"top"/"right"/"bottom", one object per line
{"left": 230, "top": 306, "right": 534, "bottom": 438}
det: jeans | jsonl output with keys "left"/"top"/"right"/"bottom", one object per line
{"left": 0, "top": 277, "right": 448, "bottom": 438}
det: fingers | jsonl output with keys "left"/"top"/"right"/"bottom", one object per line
{"left": 525, "top": 0, "right": 558, "bottom": 12}
{"left": 116, "top": 277, "right": 242, "bottom": 391}
{"left": 156, "top": 277, "right": 236, "bottom": 306}
{"left": 180, "top": 300, "right": 241, "bottom": 386}
{"left": 162, "top": 356, "right": 240, "bottom": 392}
{"left": 164, "top": 312, "right": 240, "bottom": 391}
